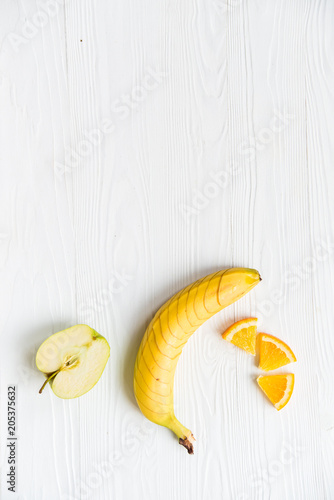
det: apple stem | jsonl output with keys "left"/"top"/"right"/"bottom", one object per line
{"left": 39, "top": 369, "right": 61, "bottom": 394}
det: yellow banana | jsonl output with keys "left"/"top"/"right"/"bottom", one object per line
{"left": 133, "top": 267, "right": 261, "bottom": 454}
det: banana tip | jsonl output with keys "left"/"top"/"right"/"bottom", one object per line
{"left": 179, "top": 434, "right": 195, "bottom": 454}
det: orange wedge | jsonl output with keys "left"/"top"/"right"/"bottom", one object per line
{"left": 258, "top": 333, "right": 296, "bottom": 371}
{"left": 222, "top": 318, "right": 257, "bottom": 355}
{"left": 257, "top": 374, "right": 294, "bottom": 410}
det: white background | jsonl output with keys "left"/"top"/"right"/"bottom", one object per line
{"left": 1, "top": 0, "right": 334, "bottom": 499}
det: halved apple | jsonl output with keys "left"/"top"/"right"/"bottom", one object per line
{"left": 36, "top": 324, "right": 110, "bottom": 399}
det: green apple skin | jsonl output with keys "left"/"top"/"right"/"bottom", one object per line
{"left": 36, "top": 324, "right": 110, "bottom": 399}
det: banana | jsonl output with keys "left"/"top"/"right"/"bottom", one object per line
{"left": 133, "top": 268, "right": 261, "bottom": 454}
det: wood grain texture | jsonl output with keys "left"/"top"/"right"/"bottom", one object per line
{"left": 1, "top": 0, "right": 334, "bottom": 498}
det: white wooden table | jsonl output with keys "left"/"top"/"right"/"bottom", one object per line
{"left": 1, "top": 1, "right": 334, "bottom": 498}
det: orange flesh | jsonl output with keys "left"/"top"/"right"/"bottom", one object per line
{"left": 222, "top": 318, "right": 257, "bottom": 355}
{"left": 257, "top": 374, "right": 294, "bottom": 410}
{"left": 258, "top": 333, "right": 296, "bottom": 371}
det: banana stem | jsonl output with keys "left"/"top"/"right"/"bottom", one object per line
{"left": 168, "top": 415, "right": 195, "bottom": 454}
{"left": 179, "top": 435, "right": 196, "bottom": 454}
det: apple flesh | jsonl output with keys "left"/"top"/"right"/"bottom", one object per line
{"left": 36, "top": 325, "right": 110, "bottom": 399}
